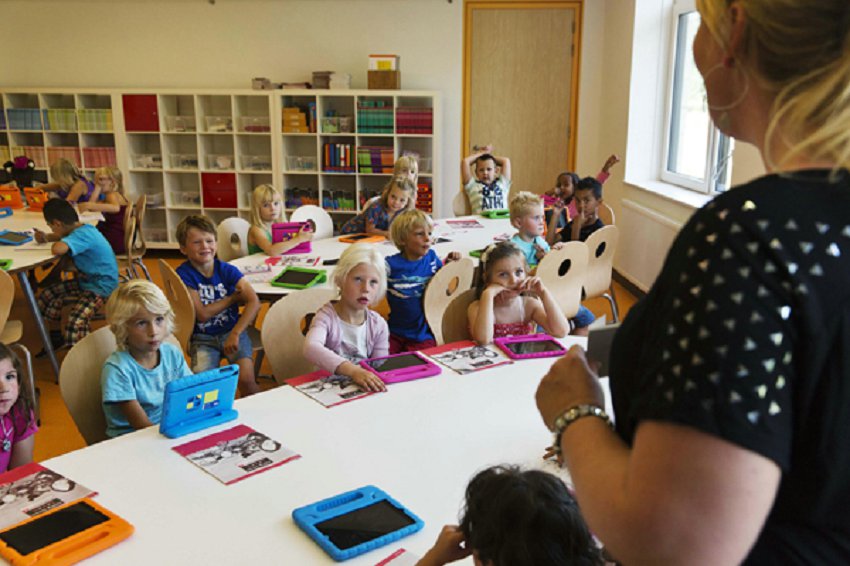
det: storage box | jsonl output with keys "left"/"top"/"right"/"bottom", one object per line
{"left": 241, "top": 155, "right": 272, "bottom": 171}
{"left": 132, "top": 154, "right": 162, "bottom": 169}
{"left": 206, "top": 154, "right": 234, "bottom": 170}
{"left": 165, "top": 115, "right": 197, "bottom": 132}
{"left": 205, "top": 116, "right": 232, "bottom": 133}
{"left": 239, "top": 116, "right": 270, "bottom": 133}
{"left": 368, "top": 70, "right": 400, "bottom": 90}
{"left": 169, "top": 154, "right": 199, "bottom": 169}
{"left": 201, "top": 173, "right": 238, "bottom": 208}
{"left": 286, "top": 155, "right": 317, "bottom": 172}
{"left": 174, "top": 191, "right": 201, "bottom": 206}
{"left": 0, "top": 186, "right": 24, "bottom": 209}
{"left": 369, "top": 54, "right": 399, "bottom": 71}
{"left": 24, "top": 188, "right": 48, "bottom": 211}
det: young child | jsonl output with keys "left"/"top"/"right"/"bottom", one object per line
{"left": 417, "top": 466, "right": 604, "bottom": 566}
{"left": 34, "top": 199, "right": 119, "bottom": 351}
{"left": 78, "top": 166, "right": 130, "bottom": 254}
{"left": 386, "top": 209, "right": 461, "bottom": 353}
{"left": 556, "top": 177, "right": 605, "bottom": 243}
{"left": 340, "top": 176, "right": 417, "bottom": 237}
{"left": 468, "top": 241, "right": 568, "bottom": 345}
{"left": 101, "top": 280, "right": 193, "bottom": 438}
{"left": 40, "top": 158, "right": 100, "bottom": 204}
{"left": 175, "top": 215, "right": 261, "bottom": 397}
{"left": 0, "top": 345, "right": 37, "bottom": 473}
{"left": 393, "top": 155, "right": 419, "bottom": 184}
{"left": 545, "top": 154, "right": 619, "bottom": 237}
{"left": 461, "top": 145, "right": 512, "bottom": 214}
{"left": 509, "top": 191, "right": 552, "bottom": 269}
{"left": 303, "top": 243, "right": 390, "bottom": 392}
{"left": 247, "top": 184, "right": 313, "bottom": 255}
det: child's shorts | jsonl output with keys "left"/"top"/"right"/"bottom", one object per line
{"left": 189, "top": 331, "right": 253, "bottom": 373}
{"left": 571, "top": 305, "right": 596, "bottom": 330}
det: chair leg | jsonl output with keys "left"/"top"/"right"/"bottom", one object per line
{"left": 8, "top": 344, "right": 38, "bottom": 424}
{"left": 135, "top": 259, "right": 153, "bottom": 282}
{"left": 254, "top": 349, "right": 265, "bottom": 379}
{"left": 604, "top": 284, "right": 620, "bottom": 323}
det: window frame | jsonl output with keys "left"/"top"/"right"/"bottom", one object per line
{"left": 661, "top": 0, "right": 733, "bottom": 194}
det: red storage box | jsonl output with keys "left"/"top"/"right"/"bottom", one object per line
{"left": 201, "top": 173, "right": 237, "bottom": 209}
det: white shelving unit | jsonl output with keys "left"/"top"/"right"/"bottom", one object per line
{"left": 0, "top": 88, "right": 440, "bottom": 248}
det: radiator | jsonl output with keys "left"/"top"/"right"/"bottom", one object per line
{"left": 616, "top": 199, "right": 684, "bottom": 292}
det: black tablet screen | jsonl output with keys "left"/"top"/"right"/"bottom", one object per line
{"left": 0, "top": 233, "right": 30, "bottom": 244}
{"left": 367, "top": 354, "right": 428, "bottom": 372}
{"left": 345, "top": 234, "right": 370, "bottom": 241}
{"left": 315, "top": 500, "right": 415, "bottom": 550}
{"left": 0, "top": 501, "right": 109, "bottom": 555}
{"left": 274, "top": 270, "right": 318, "bottom": 286}
{"left": 504, "top": 339, "right": 564, "bottom": 355}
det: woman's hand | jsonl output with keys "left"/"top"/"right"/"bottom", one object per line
{"left": 350, "top": 367, "right": 387, "bottom": 392}
{"left": 536, "top": 346, "right": 606, "bottom": 430}
{"left": 417, "top": 525, "right": 471, "bottom": 566}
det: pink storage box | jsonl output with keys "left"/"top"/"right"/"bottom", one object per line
{"left": 271, "top": 222, "right": 312, "bottom": 255}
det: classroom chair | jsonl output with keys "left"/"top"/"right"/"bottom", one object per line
{"left": 452, "top": 191, "right": 471, "bottom": 216}
{"left": 0, "top": 269, "right": 38, "bottom": 416}
{"left": 260, "top": 287, "right": 336, "bottom": 384}
{"left": 59, "top": 326, "right": 180, "bottom": 445}
{"left": 289, "top": 205, "right": 334, "bottom": 240}
{"left": 216, "top": 217, "right": 250, "bottom": 261}
{"left": 116, "top": 195, "right": 152, "bottom": 281}
{"left": 441, "top": 288, "right": 476, "bottom": 344}
{"left": 115, "top": 204, "right": 139, "bottom": 280}
{"left": 598, "top": 201, "right": 616, "bottom": 226}
{"left": 535, "top": 241, "right": 589, "bottom": 319}
{"left": 584, "top": 225, "right": 620, "bottom": 323}
{"left": 157, "top": 259, "right": 265, "bottom": 376}
{"left": 423, "top": 257, "right": 475, "bottom": 345}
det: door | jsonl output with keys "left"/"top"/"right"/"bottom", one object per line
{"left": 464, "top": 1, "right": 581, "bottom": 198}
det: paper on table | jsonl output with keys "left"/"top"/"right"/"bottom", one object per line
{"left": 423, "top": 341, "right": 513, "bottom": 375}
{"left": 0, "top": 463, "right": 97, "bottom": 530}
{"left": 287, "top": 370, "right": 374, "bottom": 408}
{"left": 375, "top": 548, "right": 421, "bottom": 566}
{"left": 12, "top": 239, "right": 52, "bottom": 251}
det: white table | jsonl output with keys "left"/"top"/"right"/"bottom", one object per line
{"left": 0, "top": 209, "right": 103, "bottom": 380}
{"left": 230, "top": 216, "right": 513, "bottom": 299}
{"left": 41, "top": 338, "right": 606, "bottom": 565}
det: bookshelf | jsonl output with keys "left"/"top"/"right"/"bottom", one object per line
{"left": 0, "top": 88, "right": 440, "bottom": 248}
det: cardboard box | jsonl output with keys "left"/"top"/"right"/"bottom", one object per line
{"left": 368, "top": 70, "right": 400, "bottom": 90}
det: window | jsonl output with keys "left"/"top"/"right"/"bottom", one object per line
{"left": 662, "top": 0, "right": 732, "bottom": 193}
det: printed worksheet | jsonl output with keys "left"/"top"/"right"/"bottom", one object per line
{"left": 423, "top": 341, "right": 513, "bottom": 375}
{"left": 173, "top": 424, "right": 300, "bottom": 485}
{"left": 0, "top": 463, "right": 96, "bottom": 529}
{"left": 287, "top": 370, "right": 374, "bottom": 408}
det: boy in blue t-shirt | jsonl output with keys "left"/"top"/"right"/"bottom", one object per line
{"left": 34, "top": 199, "right": 119, "bottom": 349}
{"left": 508, "top": 191, "right": 551, "bottom": 269}
{"left": 386, "top": 210, "right": 461, "bottom": 353}
{"left": 175, "top": 215, "right": 261, "bottom": 396}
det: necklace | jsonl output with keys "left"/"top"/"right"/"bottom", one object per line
{"left": 0, "top": 416, "right": 11, "bottom": 452}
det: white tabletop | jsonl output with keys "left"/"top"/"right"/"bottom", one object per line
{"left": 230, "top": 216, "right": 514, "bottom": 296}
{"left": 0, "top": 209, "right": 104, "bottom": 272}
{"left": 41, "top": 337, "right": 606, "bottom": 565}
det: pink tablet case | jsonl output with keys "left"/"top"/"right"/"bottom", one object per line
{"left": 272, "top": 222, "right": 312, "bottom": 254}
{"left": 359, "top": 352, "right": 442, "bottom": 384}
{"left": 494, "top": 333, "right": 567, "bottom": 360}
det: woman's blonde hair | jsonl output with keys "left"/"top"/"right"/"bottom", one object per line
{"left": 250, "top": 184, "right": 285, "bottom": 230}
{"left": 106, "top": 280, "right": 176, "bottom": 351}
{"left": 698, "top": 0, "right": 850, "bottom": 170}
{"left": 393, "top": 155, "right": 419, "bottom": 183}
{"left": 379, "top": 176, "right": 417, "bottom": 211}
{"left": 389, "top": 208, "right": 432, "bottom": 250}
{"left": 94, "top": 166, "right": 125, "bottom": 196}
{"left": 49, "top": 158, "right": 82, "bottom": 189}
{"left": 332, "top": 243, "right": 387, "bottom": 301}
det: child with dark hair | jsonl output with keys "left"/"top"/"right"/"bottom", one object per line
{"left": 34, "top": 198, "right": 119, "bottom": 350}
{"left": 545, "top": 154, "right": 619, "bottom": 237}
{"left": 418, "top": 465, "right": 604, "bottom": 566}
{"left": 553, "top": 177, "right": 606, "bottom": 244}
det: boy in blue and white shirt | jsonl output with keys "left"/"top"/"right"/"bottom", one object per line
{"left": 461, "top": 146, "right": 512, "bottom": 214}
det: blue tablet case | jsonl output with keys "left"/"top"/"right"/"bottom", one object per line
{"left": 159, "top": 364, "right": 239, "bottom": 439}
{"left": 292, "top": 485, "right": 424, "bottom": 562}
{"left": 0, "top": 230, "right": 32, "bottom": 246}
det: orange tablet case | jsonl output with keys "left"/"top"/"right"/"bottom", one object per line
{"left": 338, "top": 233, "right": 386, "bottom": 244}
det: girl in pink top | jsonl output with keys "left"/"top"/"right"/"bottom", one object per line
{"left": 544, "top": 154, "right": 619, "bottom": 232}
{"left": 0, "top": 344, "right": 37, "bottom": 473}
{"left": 303, "top": 243, "right": 389, "bottom": 392}
{"left": 467, "top": 241, "right": 568, "bottom": 345}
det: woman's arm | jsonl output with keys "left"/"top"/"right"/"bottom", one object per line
{"left": 536, "top": 350, "right": 781, "bottom": 565}
{"left": 115, "top": 400, "right": 154, "bottom": 430}
{"left": 248, "top": 225, "right": 313, "bottom": 256}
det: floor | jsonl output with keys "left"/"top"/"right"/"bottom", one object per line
{"left": 18, "top": 251, "right": 638, "bottom": 463}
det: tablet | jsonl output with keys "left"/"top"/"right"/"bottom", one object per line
{"left": 270, "top": 267, "right": 327, "bottom": 289}
{"left": 586, "top": 322, "right": 620, "bottom": 377}
{"left": 468, "top": 248, "right": 485, "bottom": 258}
{"left": 482, "top": 208, "right": 510, "bottom": 219}
{"left": 339, "top": 233, "right": 385, "bottom": 244}
{"left": 292, "top": 485, "right": 424, "bottom": 562}
{"left": 0, "top": 207, "right": 12, "bottom": 219}
{"left": 0, "top": 231, "right": 33, "bottom": 246}
{"left": 359, "top": 352, "right": 441, "bottom": 384}
{"left": 0, "top": 498, "right": 133, "bottom": 565}
{"left": 271, "top": 221, "right": 313, "bottom": 254}
{"left": 159, "top": 364, "right": 239, "bottom": 439}
{"left": 494, "top": 333, "right": 567, "bottom": 359}
{"left": 0, "top": 259, "right": 11, "bottom": 271}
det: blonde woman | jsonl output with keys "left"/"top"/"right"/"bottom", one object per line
{"left": 537, "top": 1, "right": 850, "bottom": 563}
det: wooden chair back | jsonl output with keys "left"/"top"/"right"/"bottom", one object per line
{"left": 216, "top": 217, "right": 251, "bottom": 262}
{"left": 290, "top": 205, "right": 334, "bottom": 240}
{"left": 261, "top": 288, "right": 336, "bottom": 384}
{"left": 157, "top": 259, "right": 196, "bottom": 352}
{"left": 598, "top": 201, "right": 615, "bottom": 226}
{"left": 0, "top": 268, "right": 14, "bottom": 331}
{"left": 535, "top": 241, "right": 589, "bottom": 318}
{"left": 441, "top": 288, "right": 477, "bottom": 344}
{"left": 452, "top": 191, "right": 471, "bottom": 216}
{"left": 423, "top": 258, "right": 475, "bottom": 345}
{"left": 583, "top": 225, "right": 619, "bottom": 298}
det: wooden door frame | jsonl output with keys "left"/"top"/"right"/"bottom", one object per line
{"left": 462, "top": 0, "right": 584, "bottom": 173}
